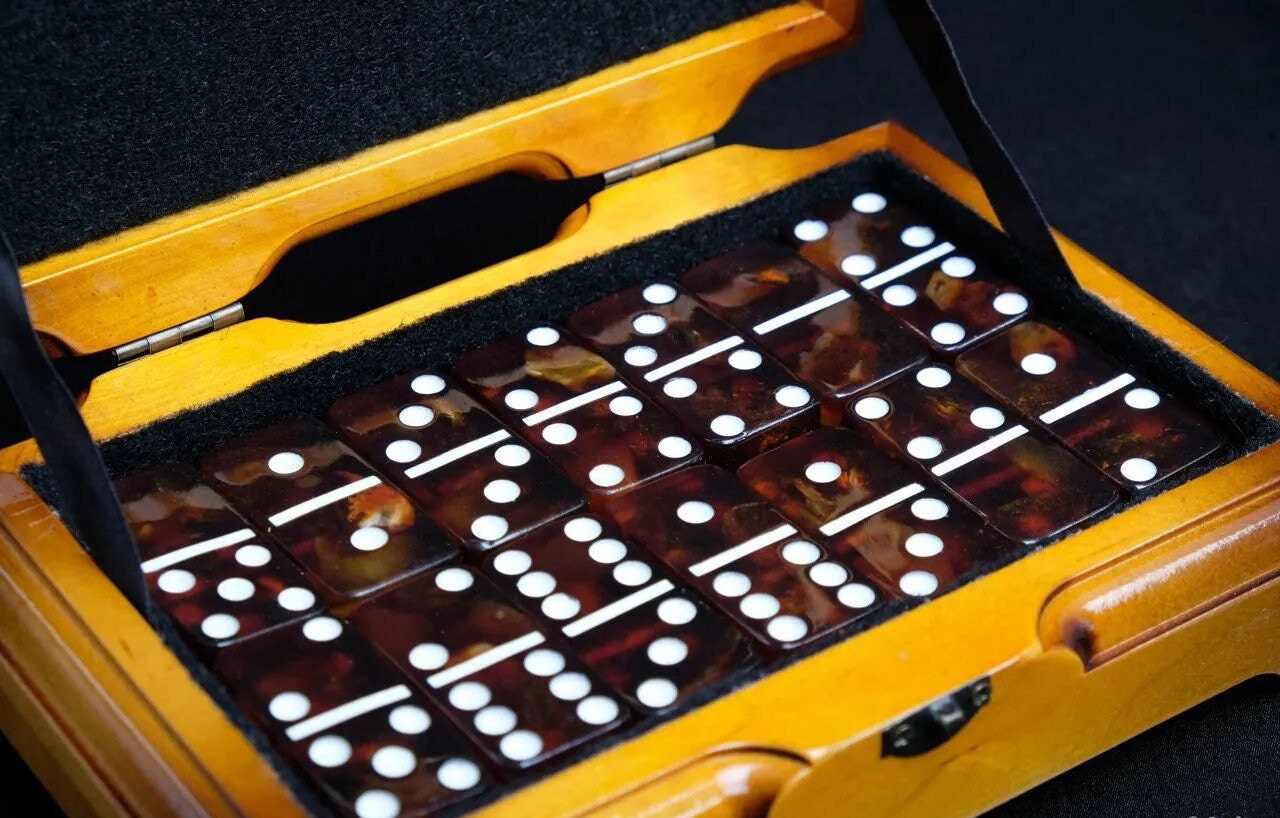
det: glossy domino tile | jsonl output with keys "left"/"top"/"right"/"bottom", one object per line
{"left": 348, "top": 566, "right": 628, "bottom": 770}
{"left": 681, "top": 241, "right": 926, "bottom": 403}
{"left": 848, "top": 364, "right": 1119, "bottom": 543}
{"left": 115, "top": 464, "right": 322, "bottom": 648}
{"left": 215, "top": 615, "right": 491, "bottom": 817}
{"left": 739, "top": 427, "right": 1006, "bottom": 599}
{"left": 568, "top": 280, "right": 820, "bottom": 463}
{"left": 453, "top": 325, "right": 701, "bottom": 497}
{"left": 328, "top": 371, "right": 585, "bottom": 553}
{"left": 957, "top": 321, "right": 1224, "bottom": 489}
{"left": 609, "top": 465, "right": 886, "bottom": 651}
{"left": 789, "top": 191, "right": 1030, "bottom": 353}
{"left": 200, "top": 418, "right": 455, "bottom": 600}
{"left": 482, "top": 514, "right": 754, "bottom": 713}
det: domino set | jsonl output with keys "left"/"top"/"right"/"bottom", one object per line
{"left": 114, "top": 187, "right": 1224, "bottom": 818}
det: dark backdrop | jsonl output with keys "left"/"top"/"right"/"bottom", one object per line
{"left": 1, "top": 0, "right": 1277, "bottom": 815}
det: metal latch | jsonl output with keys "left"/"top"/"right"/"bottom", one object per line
{"left": 602, "top": 135, "right": 716, "bottom": 187}
{"left": 882, "top": 677, "right": 992, "bottom": 758}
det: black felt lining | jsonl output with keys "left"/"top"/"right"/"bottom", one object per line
{"left": 23, "top": 152, "right": 1280, "bottom": 815}
{"left": 0, "top": 0, "right": 786, "bottom": 265}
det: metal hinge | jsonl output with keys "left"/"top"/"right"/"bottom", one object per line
{"left": 602, "top": 135, "right": 716, "bottom": 187}
{"left": 112, "top": 303, "right": 245, "bottom": 365}
{"left": 882, "top": 677, "right": 992, "bottom": 758}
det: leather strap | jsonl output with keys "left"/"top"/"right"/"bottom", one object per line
{"left": 0, "top": 232, "right": 149, "bottom": 613}
{"left": 885, "top": 0, "right": 1078, "bottom": 287}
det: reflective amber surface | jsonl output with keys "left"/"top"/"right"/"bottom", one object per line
{"left": 738, "top": 428, "right": 1007, "bottom": 599}
{"left": 957, "top": 321, "right": 1224, "bottom": 489}
{"left": 569, "top": 281, "right": 820, "bottom": 463}
{"left": 215, "top": 615, "right": 491, "bottom": 817}
{"left": 850, "top": 365, "right": 1118, "bottom": 543}
{"left": 483, "top": 514, "right": 753, "bottom": 713}
{"left": 115, "top": 464, "right": 322, "bottom": 648}
{"left": 348, "top": 567, "right": 627, "bottom": 770}
{"left": 790, "top": 192, "right": 1030, "bottom": 353}
{"left": 328, "top": 371, "right": 584, "bottom": 552}
{"left": 608, "top": 465, "right": 885, "bottom": 651}
{"left": 681, "top": 241, "right": 924, "bottom": 402}
{"left": 453, "top": 325, "right": 700, "bottom": 497}
{"left": 200, "top": 418, "right": 454, "bottom": 600}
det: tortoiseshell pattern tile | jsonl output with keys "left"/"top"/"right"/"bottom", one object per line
{"left": 348, "top": 567, "right": 627, "bottom": 770}
{"left": 215, "top": 615, "right": 491, "bottom": 817}
{"left": 115, "top": 464, "right": 322, "bottom": 648}
{"left": 788, "top": 191, "right": 1030, "bottom": 353}
{"left": 957, "top": 321, "right": 1224, "bottom": 489}
{"left": 328, "top": 371, "right": 584, "bottom": 553}
{"left": 483, "top": 514, "right": 753, "bottom": 713}
{"left": 608, "top": 465, "right": 885, "bottom": 651}
{"left": 200, "top": 418, "right": 454, "bottom": 601}
{"left": 680, "top": 241, "right": 925, "bottom": 405}
{"left": 738, "top": 428, "right": 1006, "bottom": 599}
{"left": 568, "top": 281, "right": 820, "bottom": 464}
{"left": 849, "top": 365, "right": 1118, "bottom": 543}
{"left": 452, "top": 325, "right": 701, "bottom": 498}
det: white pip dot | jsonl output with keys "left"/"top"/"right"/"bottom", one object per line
{"left": 385, "top": 439, "right": 422, "bottom": 463}
{"left": 267, "top": 451, "right": 305, "bottom": 475}
{"left": 900, "top": 225, "right": 936, "bottom": 247}
{"left": 1020, "top": 353, "right": 1057, "bottom": 375}
{"left": 992, "top": 292, "right": 1029, "bottom": 316}
{"left": 589, "top": 464, "right": 625, "bottom": 487}
{"left": 643, "top": 283, "right": 678, "bottom": 304}
{"left": 882, "top": 284, "right": 918, "bottom": 307}
{"left": 410, "top": 374, "right": 446, "bottom": 395}
{"left": 632, "top": 313, "right": 668, "bottom": 335}
{"left": 774, "top": 385, "right": 811, "bottom": 408}
{"left": 854, "top": 396, "right": 891, "bottom": 420}
{"left": 793, "top": 219, "right": 829, "bottom": 242}
{"left": 916, "top": 366, "right": 953, "bottom": 388}
{"left": 804, "top": 460, "right": 842, "bottom": 484}
{"left": 658, "top": 436, "right": 693, "bottom": 459}
{"left": 1124, "top": 387, "right": 1161, "bottom": 409}
{"left": 728, "top": 348, "right": 763, "bottom": 370}
{"left": 710, "top": 414, "right": 745, "bottom": 438}
{"left": 624, "top": 345, "right": 658, "bottom": 367}
{"left": 941, "top": 256, "right": 976, "bottom": 278}
{"left": 526, "top": 327, "right": 560, "bottom": 347}
{"left": 852, "top": 192, "right": 887, "bottom": 213}
{"left": 930, "top": 322, "right": 966, "bottom": 346}
{"left": 841, "top": 253, "right": 877, "bottom": 277}
{"left": 1120, "top": 457, "right": 1158, "bottom": 483}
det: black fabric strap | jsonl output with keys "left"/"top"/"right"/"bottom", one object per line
{"left": 0, "top": 232, "right": 149, "bottom": 613}
{"left": 885, "top": 0, "right": 1078, "bottom": 287}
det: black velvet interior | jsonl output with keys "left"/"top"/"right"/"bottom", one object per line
{"left": 20, "top": 150, "right": 1280, "bottom": 815}
{"left": 0, "top": 0, "right": 784, "bottom": 265}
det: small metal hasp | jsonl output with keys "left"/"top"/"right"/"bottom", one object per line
{"left": 882, "top": 677, "right": 991, "bottom": 758}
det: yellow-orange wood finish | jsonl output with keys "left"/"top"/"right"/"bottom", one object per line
{"left": 0, "top": 2, "right": 1277, "bottom": 817}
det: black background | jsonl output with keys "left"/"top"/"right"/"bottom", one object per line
{"left": 2, "top": 0, "right": 1278, "bottom": 815}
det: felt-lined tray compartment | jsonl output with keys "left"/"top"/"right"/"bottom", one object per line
{"left": 17, "top": 143, "right": 1280, "bottom": 818}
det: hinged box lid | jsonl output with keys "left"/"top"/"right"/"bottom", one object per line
{"left": 11, "top": 1, "right": 861, "bottom": 354}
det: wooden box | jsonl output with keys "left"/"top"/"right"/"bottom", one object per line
{"left": 1, "top": 2, "right": 1277, "bottom": 817}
